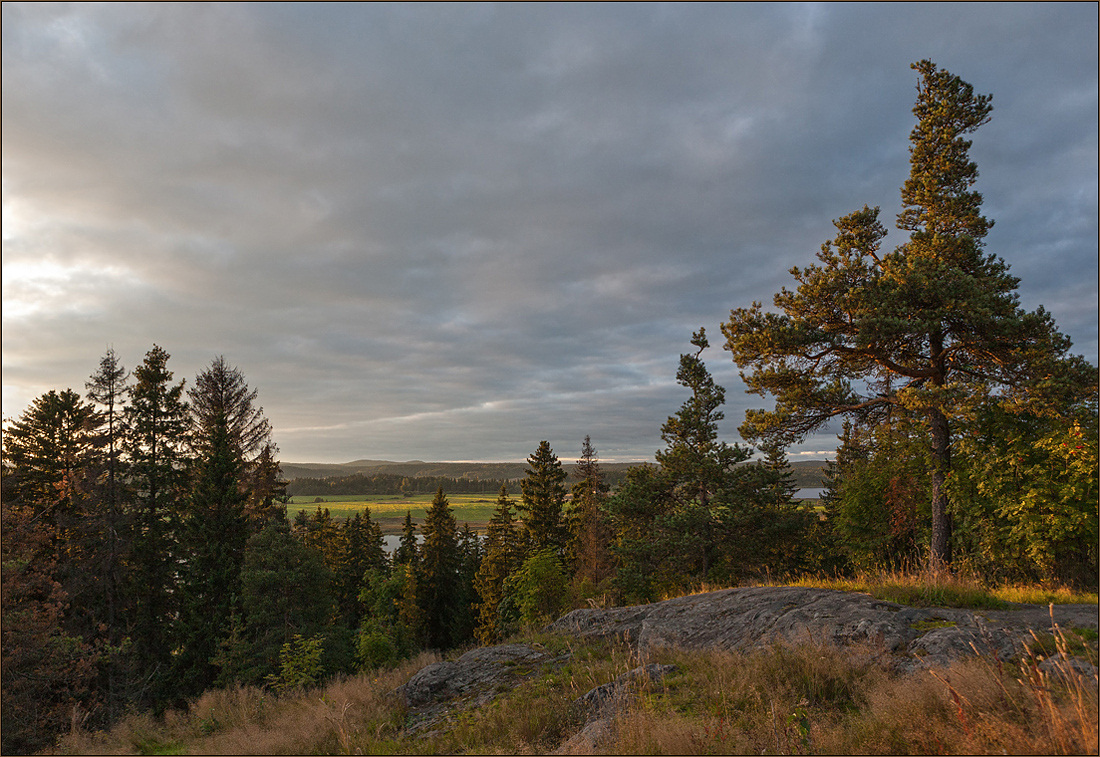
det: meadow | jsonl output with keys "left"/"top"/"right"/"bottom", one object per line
{"left": 288, "top": 493, "right": 499, "bottom": 533}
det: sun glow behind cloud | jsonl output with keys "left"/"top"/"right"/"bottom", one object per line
{"left": 2, "top": 258, "right": 146, "bottom": 320}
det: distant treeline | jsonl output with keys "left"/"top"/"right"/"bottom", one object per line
{"left": 286, "top": 473, "right": 508, "bottom": 496}
{"left": 286, "top": 468, "right": 637, "bottom": 496}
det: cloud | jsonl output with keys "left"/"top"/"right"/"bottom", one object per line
{"left": 3, "top": 3, "right": 1096, "bottom": 462}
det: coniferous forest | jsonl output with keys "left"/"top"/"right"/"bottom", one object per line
{"left": 2, "top": 61, "right": 1097, "bottom": 755}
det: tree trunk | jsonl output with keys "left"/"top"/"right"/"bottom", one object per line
{"left": 929, "top": 406, "right": 952, "bottom": 571}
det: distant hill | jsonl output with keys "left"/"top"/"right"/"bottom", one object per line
{"left": 280, "top": 458, "right": 830, "bottom": 488}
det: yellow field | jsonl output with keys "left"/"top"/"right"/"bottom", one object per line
{"left": 287, "top": 493, "right": 499, "bottom": 533}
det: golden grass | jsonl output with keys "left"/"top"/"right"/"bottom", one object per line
{"left": 769, "top": 566, "right": 1098, "bottom": 609}
{"left": 55, "top": 651, "right": 440, "bottom": 756}
{"left": 54, "top": 573, "right": 1097, "bottom": 756}
{"left": 55, "top": 632, "right": 1097, "bottom": 756}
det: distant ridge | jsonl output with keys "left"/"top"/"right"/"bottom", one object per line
{"left": 280, "top": 459, "right": 830, "bottom": 488}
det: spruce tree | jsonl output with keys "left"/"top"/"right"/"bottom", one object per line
{"left": 121, "top": 346, "right": 190, "bottom": 708}
{"left": 2, "top": 389, "right": 98, "bottom": 511}
{"left": 214, "top": 519, "right": 334, "bottom": 686}
{"left": 518, "top": 441, "right": 568, "bottom": 554}
{"left": 86, "top": 348, "right": 129, "bottom": 513}
{"left": 334, "top": 510, "right": 387, "bottom": 628}
{"left": 418, "top": 487, "right": 460, "bottom": 649}
{"left": 569, "top": 436, "right": 614, "bottom": 589}
{"left": 474, "top": 485, "right": 522, "bottom": 643}
{"left": 188, "top": 356, "right": 279, "bottom": 530}
{"left": 393, "top": 510, "right": 419, "bottom": 568}
{"left": 85, "top": 348, "right": 131, "bottom": 720}
{"left": 175, "top": 415, "right": 249, "bottom": 698}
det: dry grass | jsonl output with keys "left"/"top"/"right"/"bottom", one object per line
{"left": 771, "top": 566, "right": 1097, "bottom": 609}
{"left": 53, "top": 582, "right": 1097, "bottom": 756}
{"left": 55, "top": 651, "right": 440, "bottom": 756}
{"left": 605, "top": 628, "right": 1097, "bottom": 756}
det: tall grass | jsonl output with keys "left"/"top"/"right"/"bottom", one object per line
{"left": 772, "top": 566, "right": 1097, "bottom": 608}
{"left": 55, "top": 651, "right": 439, "bottom": 756}
{"left": 55, "top": 572, "right": 1097, "bottom": 755}
{"left": 56, "top": 628, "right": 1097, "bottom": 755}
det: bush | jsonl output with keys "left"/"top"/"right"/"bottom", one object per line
{"left": 357, "top": 622, "right": 398, "bottom": 670}
{"left": 265, "top": 634, "right": 325, "bottom": 694}
{"left": 503, "top": 548, "right": 569, "bottom": 625}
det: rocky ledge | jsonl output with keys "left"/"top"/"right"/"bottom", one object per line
{"left": 397, "top": 588, "right": 1098, "bottom": 741}
{"left": 545, "top": 586, "right": 1099, "bottom": 671}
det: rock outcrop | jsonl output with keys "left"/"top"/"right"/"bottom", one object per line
{"left": 397, "top": 643, "right": 568, "bottom": 734}
{"left": 395, "top": 588, "right": 1098, "bottom": 740}
{"left": 559, "top": 663, "right": 677, "bottom": 754}
{"left": 545, "top": 586, "right": 1099, "bottom": 670}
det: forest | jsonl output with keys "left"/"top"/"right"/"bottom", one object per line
{"left": 2, "top": 61, "right": 1097, "bottom": 754}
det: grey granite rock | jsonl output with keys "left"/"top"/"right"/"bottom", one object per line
{"left": 544, "top": 586, "right": 1098, "bottom": 670}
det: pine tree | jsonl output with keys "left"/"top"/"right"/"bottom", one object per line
{"left": 518, "top": 441, "right": 568, "bottom": 554}
{"left": 723, "top": 61, "right": 1094, "bottom": 569}
{"left": 656, "top": 329, "right": 753, "bottom": 579}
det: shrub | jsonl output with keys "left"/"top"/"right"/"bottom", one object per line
{"left": 265, "top": 634, "right": 325, "bottom": 694}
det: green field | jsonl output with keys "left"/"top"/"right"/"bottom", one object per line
{"left": 288, "top": 493, "right": 498, "bottom": 533}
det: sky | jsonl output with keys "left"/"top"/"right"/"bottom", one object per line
{"left": 3, "top": 3, "right": 1097, "bottom": 464}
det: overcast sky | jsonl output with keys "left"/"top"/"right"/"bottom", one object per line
{"left": 3, "top": 3, "right": 1097, "bottom": 464}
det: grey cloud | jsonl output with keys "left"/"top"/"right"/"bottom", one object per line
{"left": 3, "top": 3, "right": 1095, "bottom": 462}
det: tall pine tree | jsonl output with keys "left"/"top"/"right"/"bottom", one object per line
{"left": 723, "top": 61, "right": 1094, "bottom": 569}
